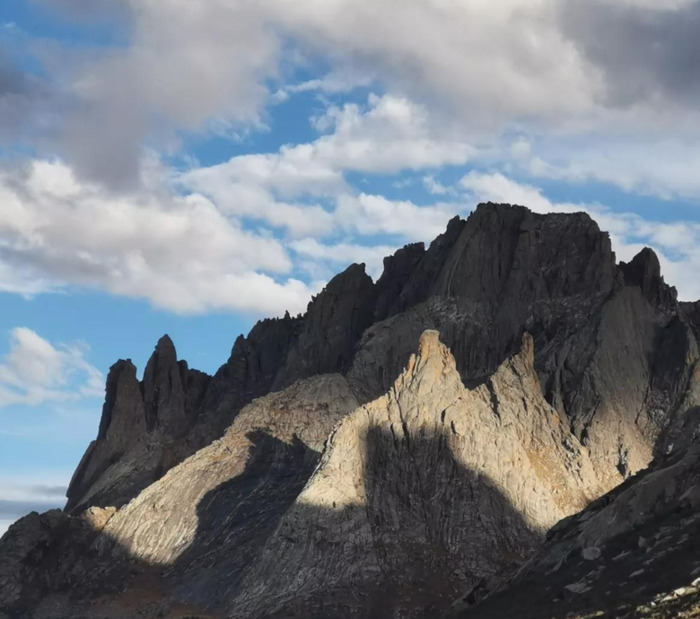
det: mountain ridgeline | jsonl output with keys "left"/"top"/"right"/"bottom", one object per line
{"left": 1, "top": 202, "right": 699, "bottom": 618}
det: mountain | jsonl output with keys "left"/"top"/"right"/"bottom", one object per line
{"left": 0, "top": 202, "right": 698, "bottom": 618}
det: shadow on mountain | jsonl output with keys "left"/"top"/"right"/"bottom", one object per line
{"left": 163, "top": 429, "right": 322, "bottom": 605}
{"left": 171, "top": 426, "right": 543, "bottom": 618}
{"left": 7, "top": 424, "right": 694, "bottom": 619}
{"left": 459, "top": 449, "right": 700, "bottom": 619}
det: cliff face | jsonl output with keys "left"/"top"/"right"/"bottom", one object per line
{"left": 227, "top": 331, "right": 600, "bottom": 618}
{"left": 2, "top": 202, "right": 698, "bottom": 618}
{"left": 458, "top": 442, "right": 700, "bottom": 619}
{"left": 66, "top": 203, "right": 697, "bottom": 513}
{"left": 65, "top": 336, "right": 211, "bottom": 512}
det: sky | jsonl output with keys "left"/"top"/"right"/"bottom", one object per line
{"left": 1, "top": 0, "right": 700, "bottom": 535}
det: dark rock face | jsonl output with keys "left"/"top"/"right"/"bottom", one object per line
{"left": 273, "top": 263, "right": 377, "bottom": 388}
{"left": 65, "top": 336, "right": 213, "bottom": 513}
{"left": 66, "top": 360, "right": 146, "bottom": 511}
{"left": 142, "top": 335, "right": 187, "bottom": 433}
{"left": 620, "top": 246, "right": 677, "bottom": 310}
{"left": 374, "top": 241, "right": 426, "bottom": 321}
{"left": 0, "top": 508, "right": 119, "bottom": 617}
{"left": 193, "top": 313, "right": 303, "bottom": 446}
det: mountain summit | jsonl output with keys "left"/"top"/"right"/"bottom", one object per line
{"left": 1, "top": 203, "right": 698, "bottom": 618}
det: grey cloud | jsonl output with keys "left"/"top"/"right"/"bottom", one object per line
{"left": 27, "top": 485, "right": 68, "bottom": 498}
{"left": 558, "top": 0, "right": 700, "bottom": 106}
{"left": 32, "top": 0, "right": 130, "bottom": 23}
{"left": 0, "top": 46, "right": 64, "bottom": 147}
{"left": 0, "top": 498, "right": 64, "bottom": 520}
{"left": 0, "top": 51, "right": 27, "bottom": 97}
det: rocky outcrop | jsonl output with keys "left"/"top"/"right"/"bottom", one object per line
{"left": 374, "top": 241, "right": 426, "bottom": 321}
{"left": 2, "top": 330, "right": 604, "bottom": 619}
{"left": 65, "top": 336, "right": 212, "bottom": 512}
{"left": 344, "top": 205, "right": 696, "bottom": 490}
{"left": 5, "top": 202, "right": 698, "bottom": 619}
{"left": 0, "top": 508, "right": 119, "bottom": 617}
{"left": 227, "top": 331, "right": 600, "bottom": 618}
{"left": 101, "top": 373, "right": 358, "bottom": 571}
{"left": 1, "top": 374, "right": 358, "bottom": 619}
{"left": 457, "top": 441, "right": 700, "bottom": 619}
{"left": 620, "top": 246, "right": 677, "bottom": 310}
{"left": 273, "top": 263, "right": 377, "bottom": 389}
{"left": 66, "top": 359, "right": 147, "bottom": 511}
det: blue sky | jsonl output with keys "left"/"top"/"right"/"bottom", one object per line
{"left": 1, "top": 0, "right": 700, "bottom": 534}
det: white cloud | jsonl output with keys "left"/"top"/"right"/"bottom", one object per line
{"left": 423, "top": 175, "right": 451, "bottom": 196}
{"left": 305, "top": 94, "right": 474, "bottom": 172}
{"left": 461, "top": 171, "right": 700, "bottom": 301}
{"left": 181, "top": 94, "right": 473, "bottom": 236}
{"left": 179, "top": 93, "right": 472, "bottom": 243}
{"left": 2, "top": 3, "right": 700, "bottom": 315}
{"left": 0, "top": 159, "right": 313, "bottom": 315}
{"left": 6, "top": 0, "right": 700, "bottom": 204}
{"left": 276, "top": 0, "right": 598, "bottom": 126}
{"left": 334, "top": 193, "right": 461, "bottom": 241}
{"left": 518, "top": 138, "right": 700, "bottom": 200}
{"left": 0, "top": 327, "right": 103, "bottom": 407}
{"left": 290, "top": 238, "right": 397, "bottom": 280}
{"left": 28, "top": 0, "right": 592, "bottom": 187}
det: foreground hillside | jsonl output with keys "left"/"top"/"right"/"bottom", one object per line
{"left": 1, "top": 203, "right": 698, "bottom": 618}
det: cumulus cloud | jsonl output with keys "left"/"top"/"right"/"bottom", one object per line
{"left": 461, "top": 171, "right": 700, "bottom": 301}
{"left": 12, "top": 0, "right": 281, "bottom": 187}
{"left": 181, "top": 94, "right": 473, "bottom": 237}
{"left": 0, "top": 159, "right": 313, "bottom": 315}
{"left": 1, "top": 1, "right": 699, "bottom": 315}
{"left": 0, "top": 327, "right": 103, "bottom": 408}
{"left": 0, "top": 92, "right": 474, "bottom": 316}
{"left": 6, "top": 0, "right": 700, "bottom": 202}
{"left": 290, "top": 238, "right": 398, "bottom": 280}
{"left": 515, "top": 137, "right": 700, "bottom": 200}
{"left": 0, "top": 473, "right": 73, "bottom": 536}
{"left": 334, "top": 193, "right": 460, "bottom": 241}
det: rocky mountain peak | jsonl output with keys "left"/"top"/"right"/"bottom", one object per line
{"left": 222, "top": 329, "right": 599, "bottom": 617}
{"left": 620, "top": 246, "right": 677, "bottom": 308}
{"left": 142, "top": 332, "right": 186, "bottom": 433}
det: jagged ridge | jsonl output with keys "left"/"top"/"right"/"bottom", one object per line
{"left": 66, "top": 203, "right": 698, "bottom": 513}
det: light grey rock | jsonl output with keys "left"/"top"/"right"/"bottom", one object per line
{"left": 229, "top": 331, "right": 600, "bottom": 617}
{"left": 581, "top": 547, "right": 601, "bottom": 561}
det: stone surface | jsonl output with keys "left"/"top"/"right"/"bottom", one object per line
{"left": 2, "top": 202, "right": 699, "bottom": 619}
{"left": 455, "top": 442, "right": 700, "bottom": 619}
{"left": 227, "top": 331, "right": 600, "bottom": 617}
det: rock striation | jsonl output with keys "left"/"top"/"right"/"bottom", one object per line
{"left": 456, "top": 440, "right": 700, "bottom": 619}
{"left": 227, "top": 331, "right": 600, "bottom": 618}
{"left": 1, "top": 330, "right": 603, "bottom": 618}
